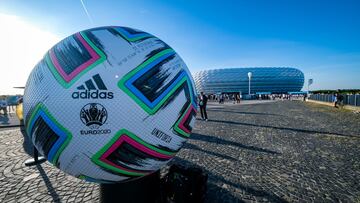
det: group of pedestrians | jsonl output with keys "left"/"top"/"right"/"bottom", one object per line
{"left": 215, "top": 94, "right": 241, "bottom": 104}
{"left": 0, "top": 96, "right": 22, "bottom": 116}
{"left": 232, "top": 94, "right": 241, "bottom": 104}
{"left": 196, "top": 92, "right": 242, "bottom": 121}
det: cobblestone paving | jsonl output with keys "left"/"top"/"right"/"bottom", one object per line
{"left": 0, "top": 128, "right": 100, "bottom": 202}
{"left": 1, "top": 101, "right": 360, "bottom": 202}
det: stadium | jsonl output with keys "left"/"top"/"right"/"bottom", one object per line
{"left": 193, "top": 67, "right": 304, "bottom": 94}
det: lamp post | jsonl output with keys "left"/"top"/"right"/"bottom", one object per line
{"left": 308, "top": 79, "right": 313, "bottom": 94}
{"left": 248, "top": 72, "right": 252, "bottom": 95}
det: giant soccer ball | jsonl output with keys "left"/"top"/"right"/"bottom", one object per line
{"left": 23, "top": 26, "right": 197, "bottom": 183}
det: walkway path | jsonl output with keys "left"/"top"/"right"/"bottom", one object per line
{"left": 0, "top": 101, "right": 359, "bottom": 202}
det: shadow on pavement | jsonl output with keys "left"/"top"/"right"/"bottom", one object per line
{"left": 172, "top": 157, "right": 287, "bottom": 203}
{"left": 216, "top": 177, "right": 288, "bottom": 203}
{"left": 190, "top": 133, "right": 280, "bottom": 155}
{"left": 206, "top": 182, "right": 246, "bottom": 203}
{"left": 36, "top": 164, "right": 61, "bottom": 203}
{"left": 183, "top": 142, "right": 238, "bottom": 161}
{"left": 209, "top": 119, "right": 359, "bottom": 138}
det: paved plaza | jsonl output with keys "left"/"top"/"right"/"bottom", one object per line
{"left": 1, "top": 101, "right": 360, "bottom": 202}
{"left": 0, "top": 113, "right": 20, "bottom": 129}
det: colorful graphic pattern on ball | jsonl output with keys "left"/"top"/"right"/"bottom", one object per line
{"left": 174, "top": 105, "right": 197, "bottom": 137}
{"left": 45, "top": 32, "right": 106, "bottom": 88}
{"left": 112, "top": 26, "right": 154, "bottom": 43}
{"left": 26, "top": 103, "right": 72, "bottom": 166}
{"left": 118, "top": 49, "right": 197, "bottom": 115}
{"left": 23, "top": 26, "right": 197, "bottom": 182}
{"left": 92, "top": 129, "right": 176, "bottom": 176}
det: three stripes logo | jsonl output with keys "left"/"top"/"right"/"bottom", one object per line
{"left": 72, "top": 74, "right": 114, "bottom": 99}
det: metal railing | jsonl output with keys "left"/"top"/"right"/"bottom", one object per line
{"left": 309, "top": 94, "right": 360, "bottom": 106}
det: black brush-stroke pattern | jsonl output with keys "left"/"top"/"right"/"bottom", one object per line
{"left": 83, "top": 30, "right": 107, "bottom": 56}
{"left": 106, "top": 142, "right": 168, "bottom": 172}
{"left": 133, "top": 55, "right": 179, "bottom": 102}
{"left": 52, "top": 35, "right": 92, "bottom": 75}
{"left": 183, "top": 108, "right": 197, "bottom": 132}
{"left": 32, "top": 117, "right": 59, "bottom": 159}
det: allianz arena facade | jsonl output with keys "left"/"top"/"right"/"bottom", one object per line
{"left": 193, "top": 67, "right": 304, "bottom": 94}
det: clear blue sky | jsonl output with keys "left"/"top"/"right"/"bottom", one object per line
{"left": 1, "top": 0, "right": 359, "bottom": 91}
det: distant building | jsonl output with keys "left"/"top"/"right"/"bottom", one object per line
{"left": 193, "top": 67, "right": 304, "bottom": 94}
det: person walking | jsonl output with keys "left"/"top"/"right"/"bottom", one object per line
{"left": 236, "top": 94, "right": 241, "bottom": 103}
{"left": 333, "top": 93, "right": 338, "bottom": 108}
{"left": 337, "top": 93, "right": 344, "bottom": 108}
{"left": 199, "top": 92, "right": 208, "bottom": 121}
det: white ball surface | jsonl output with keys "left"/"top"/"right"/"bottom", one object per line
{"left": 23, "top": 26, "right": 197, "bottom": 183}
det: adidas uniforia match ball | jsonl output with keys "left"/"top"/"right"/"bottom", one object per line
{"left": 23, "top": 26, "right": 197, "bottom": 183}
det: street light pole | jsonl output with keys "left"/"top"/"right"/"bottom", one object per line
{"left": 248, "top": 72, "right": 252, "bottom": 95}
{"left": 308, "top": 79, "right": 313, "bottom": 95}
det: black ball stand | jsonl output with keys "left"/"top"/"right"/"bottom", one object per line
{"left": 100, "top": 170, "right": 161, "bottom": 203}
{"left": 20, "top": 118, "right": 47, "bottom": 167}
{"left": 24, "top": 146, "right": 47, "bottom": 166}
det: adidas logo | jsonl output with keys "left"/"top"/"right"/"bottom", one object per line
{"left": 72, "top": 74, "right": 114, "bottom": 99}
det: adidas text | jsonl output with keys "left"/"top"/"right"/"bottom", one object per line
{"left": 72, "top": 90, "right": 114, "bottom": 99}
